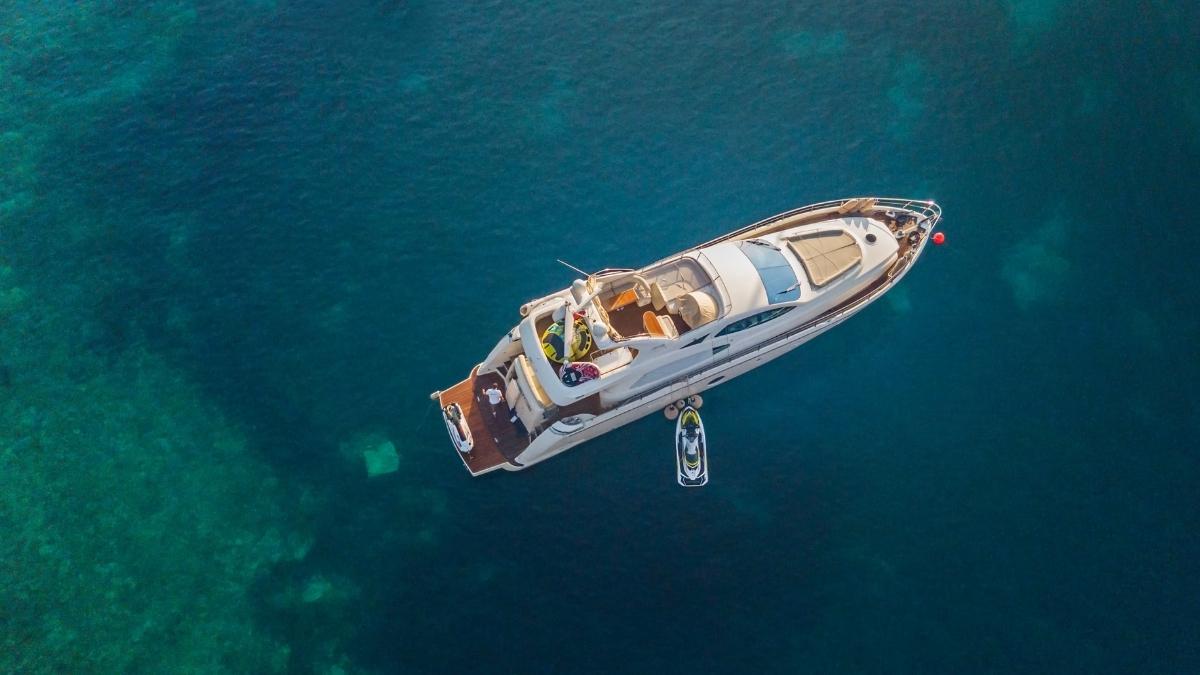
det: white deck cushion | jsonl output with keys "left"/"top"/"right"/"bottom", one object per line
{"left": 656, "top": 315, "right": 679, "bottom": 339}
{"left": 592, "top": 347, "right": 633, "bottom": 374}
{"left": 677, "top": 290, "right": 718, "bottom": 329}
{"left": 514, "top": 355, "right": 552, "bottom": 408}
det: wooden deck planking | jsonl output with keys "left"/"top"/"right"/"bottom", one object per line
{"left": 438, "top": 369, "right": 529, "bottom": 476}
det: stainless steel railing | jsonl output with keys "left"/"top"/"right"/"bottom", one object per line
{"left": 698, "top": 196, "right": 941, "bottom": 249}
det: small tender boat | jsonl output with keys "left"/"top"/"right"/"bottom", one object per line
{"left": 443, "top": 403, "right": 473, "bottom": 454}
{"left": 432, "top": 197, "right": 941, "bottom": 476}
{"left": 675, "top": 405, "right": 708, "bottom": 487}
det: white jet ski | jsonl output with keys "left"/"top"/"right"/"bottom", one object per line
{"left": 675, "top": 405, "right": 708, "bottom": 487}
{"left": 443, "top": 403, "right": 473, "bottom": 453}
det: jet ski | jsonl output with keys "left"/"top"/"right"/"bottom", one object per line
{"left": 675, "top": 405, "right": 708, "bottom": 487}
{"left": 443, "top": 403, "right": 473, "bottom": 453}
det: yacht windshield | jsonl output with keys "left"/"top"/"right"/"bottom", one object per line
{"left": 735, "top": 240, "right": 800, "bottom": 302}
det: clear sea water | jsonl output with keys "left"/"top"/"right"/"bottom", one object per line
{"left": 2, "top": 1, "right": 1198, "bottom": 673}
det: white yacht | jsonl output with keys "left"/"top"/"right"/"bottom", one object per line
{"left": 432, "top": 197, "right": 942, "bottom": 476}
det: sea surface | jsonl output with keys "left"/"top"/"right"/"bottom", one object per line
{"left": 2, "top": 1, "right": 1198, "bottom": 673}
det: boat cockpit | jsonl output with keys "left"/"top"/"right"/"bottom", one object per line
{"left": 507, "top": 253, "right": 725, "bottom": 412}
{"left": 588, "top": 254, "right": 724, "bottom": 342}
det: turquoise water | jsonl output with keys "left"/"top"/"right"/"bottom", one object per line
{"left": 2, "top": 1, "right": 1198, "bottom": 672}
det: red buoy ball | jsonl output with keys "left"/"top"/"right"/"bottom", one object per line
{"left": 932, "top": 232, "right": 946, "bottom": 246}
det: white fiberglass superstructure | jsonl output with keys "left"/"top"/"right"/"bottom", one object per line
{"left": 433, "top": 197, "right": 942, "bottom": 476}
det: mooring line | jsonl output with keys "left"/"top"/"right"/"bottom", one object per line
{"left": 414, "top": 399, "right": 436, "bottom": 435}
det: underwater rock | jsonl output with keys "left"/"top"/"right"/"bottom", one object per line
{"left": 295, "top": 573, "right": 358, "bottom": 606}
{"left": 886, "top": 56, "right": 928, "bottom": 141}
{"left": 270, "top": 572, "right": 359, "bottom": 612}
{"left": 398, "top": 73, "right": 431, "bottom": 94}
{"left": 288, "top": 532, "right": 315, "bottom": 561}
{"left": 301, "top": 575, "right": 334, "bottom": 603}
{"left": 341, "top": 432, "right": 400, "bottom": 477}
{"left": 517, "top": 72, "right": 575, "bottom": 138}
{"left": 1000, "top": 213, "right": 1072, "bottom": 310}
{"left": 364, "top": 440, "right": 400, "bottom": 477}
{"left": 885, "top": 285, "right": 912, "bottom": 315}
{"left": 315, "top": 300, "right": 350, "bottom": 335}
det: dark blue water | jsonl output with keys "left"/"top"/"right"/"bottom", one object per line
{"left": 3, "top": 1, "right": 1198, "bottom": 672}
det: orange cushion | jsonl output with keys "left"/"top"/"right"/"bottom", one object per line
{"left": 609, "top": 288, "right": 638, "bottom": 310}
{"left": 643, "top": 311, "right": 664, "bottom": 336}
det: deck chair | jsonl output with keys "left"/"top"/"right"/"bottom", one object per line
{"left": 643, "top": 311, "right": 678, "bottom": 339}
{"left": 607, "top": 288, "right": 639, "bottom": 310}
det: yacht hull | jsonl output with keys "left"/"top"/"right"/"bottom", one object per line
{"left": 501, "top": 290, "right": 855, "bottom": 472}
{"left": 433, "top": 197, "right": 941, "bottom": 476}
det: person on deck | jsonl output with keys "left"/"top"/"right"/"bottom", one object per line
{"left": 483, "top": 384, "right": 521, "bottom": 426}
